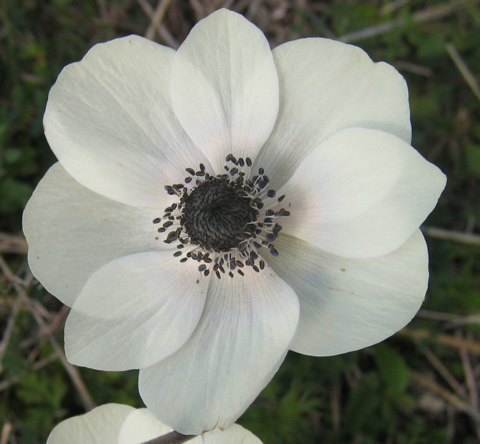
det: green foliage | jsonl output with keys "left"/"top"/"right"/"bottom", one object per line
{"left": 0, "top": 177, "right": 33, "bottom": 215}
{"left": 82, "top": 369, "right": 141, "bottom": 407}
{"left": 465, "top": 142, "right": 480, "bottom": 178}
{"left": 16, "top": 372, "right": 67, "bottom": 427}
{"left": 373, "top": 344, "right": 410, "bottom": 393}
{"left": 241, "top": 379, "right": 320, "bottom": 443}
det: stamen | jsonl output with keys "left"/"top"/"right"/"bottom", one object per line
{"left": 153, "top": 154, "right": 291, "bottom": 278}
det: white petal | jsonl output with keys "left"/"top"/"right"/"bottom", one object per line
{"left": 23, "top": 164, "right": 164, "bottom": 307}
{"left": 279, "top": 128, "right": 446, "bottom": 258}
{"left": 65, "top": 252, "right": 208, "bottom": 370}
{"left": 256, "top": 38, "right": 411, "bottom": 190}
{"left": 203, "top": 424, "right": 263, "bottom": 444}
{"left": 267, "top": 231, "right": 428, "bottom": 356}
{"left": 171, "top": 9, "right": 279, "bottom": 172}
{"left": 44, "top": 35, "right": 206, "bottom": 207}
{"left": 138, "top": 267, "right": 299, "bottom": 435}
{"left": 119, "top": 409, "right": 177, "bottom": 444}
{"left": 47, "top": 404, "right": 134, "bottom": 444}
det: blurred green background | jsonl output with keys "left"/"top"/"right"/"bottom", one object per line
{"left": 1, "top": 0, "right": 480, "bottom": 443}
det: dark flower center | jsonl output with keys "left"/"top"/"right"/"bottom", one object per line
{"left": 182, "top": 178, "right": 258, "bottom": 252}
{"left": 153, "top": 154, "right": 290, "bottom": 279}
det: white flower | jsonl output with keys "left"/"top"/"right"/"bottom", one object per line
{"left": 46, "top": 403, "right": 261, "bottom": 443}
{"left": 23, "top": 9, "right": 446, "bottom": 435}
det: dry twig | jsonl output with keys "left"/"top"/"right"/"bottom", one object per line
{"left": 412, "top": 372, "right": 480, "bottom": 422}
{"left": 446, "top": 42, "right": 480, "bottom": 102}
{"left": 0, "top": 422, "right": 12, "bottom": 444}
{"left": 137, "top": 0, "right": 179, "bottom": 47}
{"left": 399, "top": 328, "right": 480, "bottom": 355}
{"left": 459, "top": 335, "right": 480, "bottom": 437}
{"left": 145, "top": 0, "right": 174, "bottom": 41}
{"left": 423, "top": 348, "right": 468, "bottom": 399}
{"left": 0, "top": 232, "right": 27, "bottom": 254}
{"left": 340, "top": 0, "right": 475, "bottom": 43}
{"left": 422, "top": 226, "right": 480, "bottom": 246}
{"left": 0, "top": 255, "right": 96, "bottom": 411}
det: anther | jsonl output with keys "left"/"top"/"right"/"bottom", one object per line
{"left": 154, "top": 155, "right": 291, "bottom": 278}
{"left": 269, "top": 248, "right": 279, "bottom": 257}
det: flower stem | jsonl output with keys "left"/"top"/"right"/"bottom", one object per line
{"left": 142, "top": 431, "right": 196, "bottom": 444}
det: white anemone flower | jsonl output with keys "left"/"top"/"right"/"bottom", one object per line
{"left": 23, "top": 9, "right": 445, "bottom": 435}
{"left": 46, "top": 403, "right": 261, "bottom": 443}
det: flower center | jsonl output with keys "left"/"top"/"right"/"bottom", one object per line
{"left": 153, "top": 154, "right": 290, "bottom": 278}
{"left": 182, "top": 178, "right": 257, "bottom": 252}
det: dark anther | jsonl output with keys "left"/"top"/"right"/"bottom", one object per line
{"left": 156, "top": 156, "right": 290, "bottom": 277}
{"left": 226, "top": 154, "right": 236, "bottom": 164}
{"left": 269, "top": 247, "right": 279, "bottom": 257}
{"left": 266, "top": 233, "right": 276, "bottom": 242}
